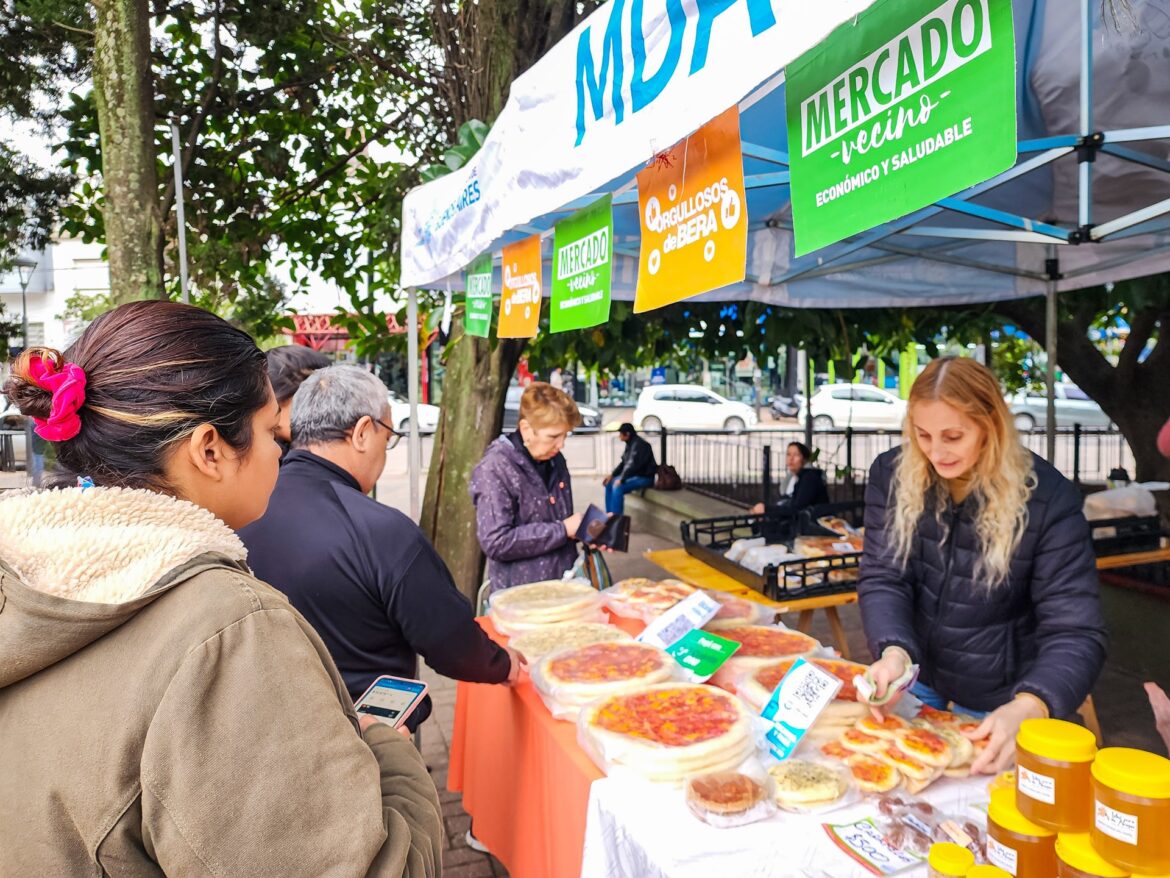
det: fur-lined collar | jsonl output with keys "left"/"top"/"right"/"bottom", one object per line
{"left": 0, "top": 487, "right": 246, "bottom": 604}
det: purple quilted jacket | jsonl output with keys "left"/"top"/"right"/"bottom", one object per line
{"left": 469, "top": 436, "right": 579, "bottom": 593}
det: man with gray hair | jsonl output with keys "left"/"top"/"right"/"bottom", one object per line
{"left": 240, "top": 365, "right": 518, "bottom": 731}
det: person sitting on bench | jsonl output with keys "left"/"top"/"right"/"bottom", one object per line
{"left": 603, "top": 423, "right": 657, "bottom": 515}
{"left": 751, "top": 441, "right": 829, "bottom": 515}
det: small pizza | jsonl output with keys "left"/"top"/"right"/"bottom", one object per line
{"left": 604, "top": 578, "right": 696, "bottom": 619}
{"left": 708, "top": 626, "right": 819, "bottom": 670}
{"left": 820, "top": 741, "right": 854, "bottom": 761}
{"left": 489, "top": 579, "right": 601, "bottom": 627}
{"left": 840, "top": 727, "right": 888, "bottom": 755}
{"left": 875, "top": 744, "right": 934, "bottom": 781}
{"left": 894, "top": 727, "right": 953, "bottom": 769}
{"left": 846, "top": 754, "right": 901, "bottom": 794}
{"left": 933, "top": 727, "right": 975, "bottom": 768}
{"left": 685, "top": 772, "right": 766, "bottom": 817}
{"left": 703, "top": 591, "right": 768, "bottom": 629}
{"left": 768, "top": 760, "right": 846, "bottom": 808}
{"left": 817, "top": 516, "right": 854, "bottom": 536}
{"left": 856, "top": 714, "right": 912, "bottom": 739}
{"left": 509, "top": 622, "right": 629, "bottom": 663}
{"left": 916, "top": 704, "right": 960, "bottom": 727}
{"left": 581, "top": 684, "right": 754, "bottom": 783}
{"left": 794, "top": 535, "right": 864, "bottom": 556}
{"left": 904, "top": 767, "right": 944, "bottom": 795}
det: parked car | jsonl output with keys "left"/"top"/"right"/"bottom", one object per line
{"left": 798, "top": 383, "right": 907, "bottom": 430}
{"left": 1007, "top": 384, "right": 1113, "bottom": 431}
{"left": 502, "top": 386, "right": 602, "bottom": 433}
{"left": 387, "top": 391, "right": 440, "bottom": 434}
{"left": 632, "top": 384, "right": 758, "bottom": 433}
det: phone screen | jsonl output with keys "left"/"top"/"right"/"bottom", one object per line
{"left": 355, "top": 676, "right": 427, "bottom": 725}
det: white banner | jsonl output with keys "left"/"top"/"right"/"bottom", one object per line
{"left": 401, "top": 0, "right": 878, "bottom": 287}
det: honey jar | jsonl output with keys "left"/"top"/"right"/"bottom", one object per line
{"left": 1015, "top": 718, "right": 1097, "bottom": 831}
{"left": 967, "top": 867, "right": 1012, "bottom": 878}
{"left": 1090, "top": 747, "right": 1170, "bottom": 873}
{"left": 987, "top": 787, "right": 1056, "bottom": 877}
{"left": 1055, "top": 833, "right": 1129, "bottom": 878}
{"left": 929, "top": 842, "right": 976, "bottom": 877}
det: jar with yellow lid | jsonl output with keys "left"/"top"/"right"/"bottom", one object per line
{"left": 1056, "top": 833, "right": 1129, "bottom": 877}
{"left": 988, "top": 770, "right": 1016, "bottom": 797}
{"left": 1016, "top": 718, "right": 1097, "bottom": 831}
{"left": 967, "top": 866, "right": 1012, "bottom": 878}
{"left": 987, "top": 787, "right": 1056, "bottom": 877}
{"left": 1090, "top": 747, "right": 1170, "bottom": 873}
{"left": 929, "top": 842, "right": 976, "bottom": 877}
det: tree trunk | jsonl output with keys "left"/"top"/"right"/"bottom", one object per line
{"left": 92, "top": 0, "right": 164, "bottom": 303}
{"left": 420, "top": 323, "right": 525, "bottom": 598}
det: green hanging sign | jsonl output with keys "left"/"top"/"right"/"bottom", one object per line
{"left": 550, "top": 195, "right": 613, "bottom": 333}
{"left": 464, "top": 254, "right": 493, "bottom": 338}
{"left": 786, "top": 0, "right": 1017, "bottom": 256}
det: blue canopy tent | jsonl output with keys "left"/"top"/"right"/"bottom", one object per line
{"left": 397, "top": 0, "right": 1170, "bottom": 515}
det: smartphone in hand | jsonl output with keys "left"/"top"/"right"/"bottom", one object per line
{"left": 354, "top": 675, "right": 429, "bottom": 729}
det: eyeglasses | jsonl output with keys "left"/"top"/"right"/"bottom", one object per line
{"left": 373, "top": 417, "right": 403, "bottom": 450}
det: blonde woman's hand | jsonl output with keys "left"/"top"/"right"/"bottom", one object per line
{"left": 966, "top": 694, "right": 1048, "bottom": 775}
{"left": 865, "top": 647, "right": 911, "bottom": 718}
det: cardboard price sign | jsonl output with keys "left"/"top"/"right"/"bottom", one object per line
{"left": 786, "top": 0, "right": 1016, "bottom": 255}
{"left": 551, "top": 195, "right": 613, "bottom": 332}
{"left": 633, "top": 106, "right": 747, "bottom": 313}
{"left": 761, "top": 657, "right": 843, "bottom": 761}
{"left": 498, "top": 235, "right": 543, "bottom": 338}
{"left": 463, "top": 254, "right": 493, "bottom": 338}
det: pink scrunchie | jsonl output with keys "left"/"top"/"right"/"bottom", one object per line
{"left": 26, "top": 355, "right": 87, "bottom": 442}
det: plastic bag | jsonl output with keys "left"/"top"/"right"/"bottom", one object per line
{"left": 508, "top": 620, "right": 631, "bottom": 664}
{"left": 702, "top": 589, "right": 776, "bottom": 629}
{"left": 530, "top": 640, "right": 680, "bottom": 720}
{"left": 871, "top": 793, "right": 988, "bottom": 863}
{"left": 1083, "top": 484, "right": 1158, "bottom": 521}
{"left": 725, "top": 537, "right": 765, "bottom": 564}
{"left": 599, "top": 577, "right": 696, "bottom": 623}
{"left": 740, "top": 545, "right": 802, "bottom": 575}
{"left": 684, "top": 768, "right": 776, "bottom": 828}
{"left": 764, "top": 757, "right": 859, "bottom": 815}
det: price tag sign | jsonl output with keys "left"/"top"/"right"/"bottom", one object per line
{"left": 636, "top": 591, "right": 720, "bottom": 649}
{"left": 823, "top": 817, "right": 924, "bottom": 875}
{"left": 665, "top": 629, "right": 740, "bottom": 683}
{"left": 761, "top": 657, "right": 842, "bottom": 761}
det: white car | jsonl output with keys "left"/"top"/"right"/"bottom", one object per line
{"left": 633, "top": 384, "right": 758, "bottom": 433}
{"left": 1006, "top": 385, "right": 1112, "bottom": 431}
{"left": 799, "top": 383, "right": 907, "bottom": 430}
{"left": 388, "top": 391, "right": 440, "bottom": 434}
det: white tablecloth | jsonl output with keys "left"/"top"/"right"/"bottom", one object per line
{"left": 581, "top": 775, "right": 990, "bottom": 878}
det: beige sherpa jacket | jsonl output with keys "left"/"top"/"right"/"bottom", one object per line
{"left": 0, "top": 487, "right": 443, "bottom": 877}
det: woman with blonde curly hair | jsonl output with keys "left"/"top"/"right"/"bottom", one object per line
{"left": 859, "top": 357, "right": 1107, "bottom": 774}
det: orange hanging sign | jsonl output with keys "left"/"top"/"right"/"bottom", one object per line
{"left": 498, "top": 235, "right": 543, "bottom": 338}
{"left": 634, "top": 106, "right": 747, "bottom": 313}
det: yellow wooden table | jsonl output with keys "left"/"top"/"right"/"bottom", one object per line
{"left": 1096, "top": 546, "right": 1170, "bottom": 570}
{"left": 645, "top": 547, "right": 858, "bottom": 659}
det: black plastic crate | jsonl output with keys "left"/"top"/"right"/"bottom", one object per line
{"left": 1091, "top": 515, "right": 1164, "bottom": 557}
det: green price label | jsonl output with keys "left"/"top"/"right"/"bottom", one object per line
{"left": 463, "top": 253, "right": 493, "bottom": 338}
{"left": 786, "top": 0, "right": 1017, "bottom": 255}
{"left": 665, "top": 629, "right": 741, "bottom": 683}
{"left": 550, "top": 195, "right": 612, "bottom": 333}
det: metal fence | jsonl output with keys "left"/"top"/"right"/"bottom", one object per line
{"left": 650, "top": 426, "right": 1136, "bottom": 508}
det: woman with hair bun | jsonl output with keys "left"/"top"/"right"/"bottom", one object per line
{"left": 859, "top": 356, "right": 1107, "bottom": 774}
{"left": 0, "top": 301, "right": 441, "bottom": 877}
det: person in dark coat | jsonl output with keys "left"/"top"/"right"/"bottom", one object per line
{"left": 470, "top": 382, "right": 583, "bottom": 594}
{"left": 603, "top": 422, "right": 657, "bottom": 515}
{"left": 241, "top": 365, "right": 518, "bottom": 731}
{"left": 858, "top": 357, "right": 1106, "bottom": 774}
{"left": 265, "top": 344, "right": 331, "bottom": 456}
{"left": 750, "top": 441, "right": 830, "bottom": 515}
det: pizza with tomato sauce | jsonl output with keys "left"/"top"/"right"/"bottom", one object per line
{"left": 533, "top": 642, "right": 675, "bottom": 718}
{"left": 602, "top": 578, "right": 696, "bottom": 620}
{"left": 894, "top": 727, "right": 953, "bottom": 769}
{"left": 856, "top": 714, "right": 912, "bottom": 739}
{"left": 707, "top": 626, "right": 819, "bottom": 674}
{"left": 703, "top": 591, "right": 769, "bottom": 629}
{"left": 846, "top": 753, "right": 901, "bottom": 794}
{"left": 580, "top": 683, "right": 754, "bottom": 782}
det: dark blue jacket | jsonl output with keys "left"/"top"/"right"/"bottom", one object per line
{"left": 239, "top": 450, "right": 510, "bottom": 729}
{"left": 858, "top": 447, "right": 1107, "bottom": 719}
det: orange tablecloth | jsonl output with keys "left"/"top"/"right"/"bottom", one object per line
{"left": 448, "top": 618, "right": 604, "bottom": 878}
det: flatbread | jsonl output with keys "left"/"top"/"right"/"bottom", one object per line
{"left": 508, "top": 622, "right": 630, "bottom": 663}
{"left": 855, "top": 714, "right": 912, "bottom": 739}
{"left": 894, "top": 727, "right": 953, "bottom": 769}
{"left": 489, "top": 579, "right": 601, "bottom": 626}
{"left": 846, "top": 754, "right": 901, "bottom": 794}
{"left": 840, "top": 727, "right": 888, "bottom": 755}
{"left": 767, "top": 761, "right": 846, "bottom": 807}
{"left": 874, "top": 744, "right": 934, "bottom": 782}
{"left": 580, "top": 684, "right": 754, "bottom": 783}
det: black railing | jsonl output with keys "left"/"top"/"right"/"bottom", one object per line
{"left": 636, "top": 425, "right": 1134, "bottom": 508}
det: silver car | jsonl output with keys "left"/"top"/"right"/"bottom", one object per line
{"left": 1007, "top": 385, "right": 1113, "bottom": 431}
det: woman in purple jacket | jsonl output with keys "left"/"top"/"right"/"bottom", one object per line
{"left": 470, "top": 382, "right": 584, "bottom": 593}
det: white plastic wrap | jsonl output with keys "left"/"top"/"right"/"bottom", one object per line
{"left": 508, "top": 621, "right": 631, "bottom": 664}
{"left": 578, "top": 683, "right": 756, "bottom": 784}
{"left": 531, "top": 641, "right": 680, "bottom": 720}
{"left": 683, "top": 767, "right": 776, "bottom": 828}
{"left": 739, "top": 546, "right": 802, "bottom": 576}
{"left": 701, "top": 590, "right": 776, "bottom": 629}
{"left": 725, "top": 537, "right": 765, "bottom": 564}
{"left": 764, "top": 757, "right": 860, "bottom": 815}
{"left": 487, "top": 578, "right": 603, "bottom": 636}
{"left": 600, "top": 578, "right": 696, "bottom": 623}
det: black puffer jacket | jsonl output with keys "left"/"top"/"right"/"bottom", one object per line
{"left": 858, "top": 447, "right": 1107, "bottom": 719}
